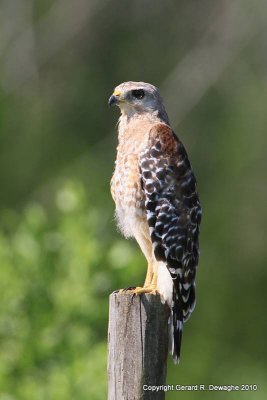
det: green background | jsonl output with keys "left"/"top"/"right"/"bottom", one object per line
{"left": 0, "top": 0, "right": 266, "bottom": 399}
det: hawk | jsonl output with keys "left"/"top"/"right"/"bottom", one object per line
{"left": 109, "top": 81, "right": 201, "bottom": 363}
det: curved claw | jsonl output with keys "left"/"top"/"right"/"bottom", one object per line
{"left": 122, "top": 286, "right": 136, "bottom": 292}
{"left": 129, "top": 286, "right": 158, "bottom": 295}
{"left": 112, "top": 287, "right": 136, "bottom": 295}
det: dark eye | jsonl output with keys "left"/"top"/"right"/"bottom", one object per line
{"left": 132, "top": 89, "right": 145, "bottom": 99}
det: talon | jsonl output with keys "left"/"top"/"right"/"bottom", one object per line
{"left": 112, "top": 285, "right": 157, "bottom": 301}
{"left": 113, "top": 287, "right": 137, "bottom": 294}
{"left": 122, "top": 286, "right": 136, "bottom": 292}
{"left": 130, "top": 293, "right": 136, "bottom": 304}
{"left": 129, "top": 285, "right": 158, "bottom": 295}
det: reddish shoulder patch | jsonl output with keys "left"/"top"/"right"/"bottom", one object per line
{"left": 150, "top": 123, "right": 178, "bottom": 154}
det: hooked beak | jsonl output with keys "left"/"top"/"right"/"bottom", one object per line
{"left": 108, "top": 89, "right": 121, "bottom": 107}
{"left": 108, "top": 94, "right": 118, "bottom": 107}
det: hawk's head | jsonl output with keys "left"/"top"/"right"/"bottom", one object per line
{"left": 108, "top": 81, "right": 169, "bottom": 122}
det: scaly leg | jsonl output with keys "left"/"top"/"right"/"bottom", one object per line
{"left": 131, "top": 261, "right": 158, "bottom": 295}
{"left": 132, "top": 225, "right": 155, "bottom": 288}
{"left": 143, "top": 260, "right": 154, "bottom": 287}
{"left": 117, "top": 260, "right": 154, "bottom": 294}
{"left": 118, "top": 221, "right": 159, "bottom": 295}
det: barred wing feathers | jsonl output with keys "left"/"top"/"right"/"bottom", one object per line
{"left": 139, "top": 123, "right": 201, "bottom": 363}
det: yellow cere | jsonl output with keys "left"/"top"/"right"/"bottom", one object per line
{"left": 113, "top": 89, "right": 121, "bottom": 97}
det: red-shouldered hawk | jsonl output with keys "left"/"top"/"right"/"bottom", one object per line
{"left": 109, "top": 81, "right": 201, "bottom": 363}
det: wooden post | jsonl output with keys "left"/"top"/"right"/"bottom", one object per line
{"left": 108, "top": 292, "right": 170, "bottom": 400}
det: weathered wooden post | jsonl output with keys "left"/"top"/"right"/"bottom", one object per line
{"left": 108, "top": 292, "right": 170, "bottom": 400}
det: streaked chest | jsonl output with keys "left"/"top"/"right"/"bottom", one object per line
{"left": 111, "top": 117, "right": 153, "bottom": 236}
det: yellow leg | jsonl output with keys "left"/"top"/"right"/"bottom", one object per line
{"left": 117, "top": 261, "right": 155, "bottom": 295}
{"left": 131, "top": 262, "right": 158, "bottom": 295}
{"left": 143, "top": 261, "right": 154, "bottom": 287}
{"left": 116, "top": 224, "right": 157, "bottom": 295}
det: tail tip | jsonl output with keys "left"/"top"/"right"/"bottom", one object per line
{"left": 172, "top": 353, "right": 180, "bottom": 364}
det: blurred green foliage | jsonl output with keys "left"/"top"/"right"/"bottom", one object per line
{"left": 0, "top": 0, "right": 267, "bottom": 399}
{"left": 0, "top": 181, "right": 145, "bottom": 399}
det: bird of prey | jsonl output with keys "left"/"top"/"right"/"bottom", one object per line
{"left": 108, "top": 81, "right": 201, "bottom": 363}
